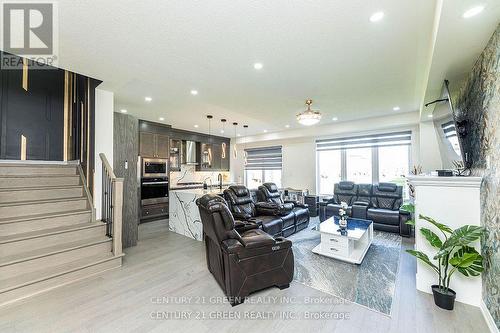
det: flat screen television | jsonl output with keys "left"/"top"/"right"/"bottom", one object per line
{"left": 432, "top": 80, "right": 471, "bottom": 170}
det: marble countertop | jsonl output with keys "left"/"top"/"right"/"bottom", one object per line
{"left": 169, "top": 187, "right": 230, "bottom": 196}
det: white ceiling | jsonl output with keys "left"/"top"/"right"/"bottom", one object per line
{"left": 55, "top": 0, "right": 499, "bottom": 137}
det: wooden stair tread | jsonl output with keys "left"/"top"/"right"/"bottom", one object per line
{"left": 0, "top": 235, "right": 111, "bottom": 267}
{"left": 0, "top": 252, "right": 121, "bottom": 293}
{"left": 0, "top": 196, "right": 86, "bottom": 207}
{"left": 0, "top": 209, "right": 91, "bottom": 225}
{"left": 0, "top": 222, "right": 104, "bottom": 244}
{"left": 0, "top": 185, "right": 82, "bottom": 192}
{"left": 0, "top": 174, "right": 79, "bottom": 178}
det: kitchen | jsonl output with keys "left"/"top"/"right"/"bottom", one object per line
{"left": 114, "top": 116, "right": 238, "bottom": 247}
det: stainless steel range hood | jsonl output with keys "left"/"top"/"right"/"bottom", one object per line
{"left": 182, "top": 140, "right": 198, "bottom": 165}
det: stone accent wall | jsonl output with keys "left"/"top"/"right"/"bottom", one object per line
{"left": 455, "top": 24, "right": 499, "bottom": 327}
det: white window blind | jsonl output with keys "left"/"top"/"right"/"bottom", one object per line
{"left": 316, "top": 131, "right": 412, "bottom": 151}
{"left": 244, "top": 146, "right": 282, "bottom": 170}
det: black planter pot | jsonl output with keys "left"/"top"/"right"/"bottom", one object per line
{"left": 431, "top": 285, "right": 456, "bottom": 310}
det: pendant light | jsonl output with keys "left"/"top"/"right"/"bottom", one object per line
{"left": 232, "top": 122, "right": 238, "bottom": 159}
{"left": 243, "top": 125, "right": 248, "bottom": 165}
{"left": 297, "top": 99, "right": 322, "bottom": 126}
{"left": 221, "top": 119, "right": 227, "bottom": 159}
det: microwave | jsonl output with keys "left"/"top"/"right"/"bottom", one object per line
{"left": 142, "top": 158, "right": 168, "bottom": 178}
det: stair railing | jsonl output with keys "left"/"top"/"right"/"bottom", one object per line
{"left": 100, "top": 153, "right": 123, "bottom": 256}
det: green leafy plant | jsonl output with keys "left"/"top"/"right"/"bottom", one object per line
{"left": 400, "top": 202, "right": 415, "bottom": 225}
{"left": 406, "top": 214, "right": 485, "bottom": 292}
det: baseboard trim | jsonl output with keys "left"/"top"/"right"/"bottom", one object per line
{"left": 480, "top": 300, "right": 499, "bottom": 333}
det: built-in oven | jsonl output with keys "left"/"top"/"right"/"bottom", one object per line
{"left": 141, "top": 177, "right": 169, "bottom": 205}
{"left": 142, "top": 158, "right": 168, "bottom": 178}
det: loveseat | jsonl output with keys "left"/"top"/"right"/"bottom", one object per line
{"left": 319, "top": 181, "right": 411, "bottom": 237}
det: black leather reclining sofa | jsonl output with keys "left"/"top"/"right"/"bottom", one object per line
{"left": 223, "top": 185, "right": 309, "bottom": 238}
{"left": 319, "top": 181, "right": 411, "bottom": 237}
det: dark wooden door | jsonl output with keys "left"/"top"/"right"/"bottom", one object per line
{"left": 156, "top": 134, "right": 169, "bottom": 159}
{"left": 140, "top": 132, "right": 155, "bottom": 158}
{"left": 0, "top": 63, "right": 64, "bottom": 160}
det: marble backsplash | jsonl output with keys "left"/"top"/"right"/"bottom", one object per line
{"left": 455, "top": 24, "right": 499, "bottom": 327}
{"left": 170, "top": 165, "right": 231, "bottom": 187}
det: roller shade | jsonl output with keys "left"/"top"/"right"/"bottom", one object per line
{"left": 441, "top": 121, "right": 457, "bottom": 138}
{"left": 316, "top": 131, "right": 412, "bottom": 151}
{"left": 245, "top": 146, "right": 282, "bottom": 170}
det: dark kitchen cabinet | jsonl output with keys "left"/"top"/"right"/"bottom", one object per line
{"left": 196, "top": 140, "right": 230, "bottom": 172}
{"left": 140, "top": 132, "right": 169, "bottom": 158}
{"left": 221, "top": 141, "right": 230, "bottom": 170}
{"left": 169, "top": 139, "right": 181, "bottom": 171}
{"left": 156, "top": 135, "right": 169, "bottom": 159}
{"left": 139, "top": 132, "right": 155, "bottom": 158}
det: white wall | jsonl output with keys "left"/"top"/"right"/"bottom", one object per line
{"left": 94, "top": 89, "right": 114, "bottom": 220}
{"left": 418, "top": 120, "right": 443, "bottom": 172}
{"left": 231, "top": 112, "right": 422, "bottom": 194}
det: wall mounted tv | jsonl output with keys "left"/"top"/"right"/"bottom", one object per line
{"left": 431, "top": 80, "right": 471, "bottom": 170}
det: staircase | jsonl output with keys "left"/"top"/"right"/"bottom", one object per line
{"left": 0, "top": 161, "right": 123, "bottom": 306}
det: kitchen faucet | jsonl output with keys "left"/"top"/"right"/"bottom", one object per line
{"left": 217, "top": 173, "right": 223, "bottom": 190}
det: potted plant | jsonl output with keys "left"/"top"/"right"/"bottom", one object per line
{"left": 406, "top": 214, "right": 485, "bottom": 310}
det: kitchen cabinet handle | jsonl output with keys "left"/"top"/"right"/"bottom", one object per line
{"left": 330, "top": 238, "right": 338, "bottom": 242}
{"left": 330, "top": 248, "right": 338, "bottom": 252}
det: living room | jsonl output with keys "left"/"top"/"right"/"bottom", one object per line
{"left": 0, "top": 1, "right": 499, "bottom": 333}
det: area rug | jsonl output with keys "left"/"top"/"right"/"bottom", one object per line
{"left": 288, "top": 219, "right": 402, "bottom": 315}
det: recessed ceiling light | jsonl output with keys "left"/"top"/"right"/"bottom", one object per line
{"left": 159, "top": 117, "right": 165, "bottom": 121}
{"left": 393, "top": 106, "right": 400, "bottom": 111}
{"left": 190, "top": 90, "right": 198, "bottom": 95}
{"left": 237, "top": 134, "right": 241, "bottom": 137}
{"left": 145, "top": 97, "right": 152, "bottom": 102}
{"left": 254, "top": 63, "right": 263, "bottom": 70}
{"left": 463, "top": 6, "right": 484, "bottom": 18}
{"left": 220, "top": 130, "right": 225, "bottom": 134}
{"left": 285, "top": 125, "right": 290, "bottom": 128}
{"left": 263, "top": 129, "right": 268, "bottom": 133}
{"left": 194, "top": 124, "right": 199, "bottom": 128}
{"left": 370, "top": 11, "right": 384, "bottom": 22}
{"left": 332, "top": 117, "right": 338, "bottom": 121}
{"left": 120, "top": 109, "right": 127, "bottom": 113}
{"left": 428, "top": 114, "right": 433, "bottom": 118}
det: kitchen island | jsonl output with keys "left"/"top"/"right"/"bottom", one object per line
{"left": 169, "top": 188, "right": 227, "bottom": 241}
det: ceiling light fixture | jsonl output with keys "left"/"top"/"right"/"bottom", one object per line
{"left": 220, "top": 118, "right": 226, "bottom": 134}
{"left": 285, "top": 124, "right": 290, "bottom": 128}
{"left": 194, "top": 124, "right": 199, "bottom": 128}
{"left": 370, "top": 11, "right": 384, "bottom": 22}
{"left": 263, "top": 129, "right": 268, "bottom": 133}
{"left": 254, "top": 63, "right": 263, "bottom": 70}
{"left": 190, "top": 90, "right": 198, "bottom": 95}
{"left": 297, "top": 99, "right": 322, "bottom": 126}
{"left": 159, "top": 117, "right": 165, "bottom": 121}
{"left": 393, "top": 106, "right": 400, "bottom": 111}
{"left": 145, "top": 97, "right": 152, "bottom": 102}
{"left": 463, "top": 6, "right": 484, "bottom": 18}
{"left": 332, "top": 117, "right": 338, "bottom": 121}
{"left": 428, "top": 114, "right": 433, "bottom": 118}
{"left": 120, "top": 109, "right": 127, "bottom": 113}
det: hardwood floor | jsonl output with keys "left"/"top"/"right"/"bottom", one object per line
{"left": 0, "top": 220, "right": 489, "bottom": 333}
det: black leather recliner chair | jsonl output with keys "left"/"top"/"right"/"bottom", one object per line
{"left": 367, "top": 183, "right": 409, "bottom": 235}
{"left": 223, "top": 185, "right": 284, "bottom": 237}
{"left": 196, "top": 194, "right": 294, "bottom": 306}
{"left": 324, "top": 181, "right": 358, "bottom": 217}
{"left": 257, "top": 183, "right": 310, "bottom": 236}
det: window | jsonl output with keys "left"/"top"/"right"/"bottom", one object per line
{"left": 378, "top": 145, "right": 410, "bottom": 184}
{"left": 346, "top": 148, "right": 372, "bottom": 183}
{"left": 244, "top": 146, "right": 282, "bottom": 189}
{"left": 317, "top": 150, "right": 341, "bottom": 195}
{"left": 316, "top": 131, "right": 411, "bottom": 194}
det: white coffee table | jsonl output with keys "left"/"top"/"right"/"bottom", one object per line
{"left": 312, "top": 216, "right": 373, "bottom": 264}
